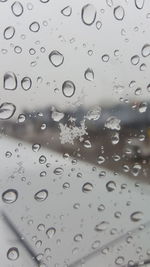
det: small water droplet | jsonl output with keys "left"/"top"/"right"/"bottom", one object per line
{"left": 96, "top": 21, "right": 102, "bottom": 30}
{"left": 139, "top": 63, "right": 146, "bottom": 71}
{"left": 51, "top": 108, "right": 64, "bottom": 122}
{"left": 113, "top": 6, "right": 125, "bottom": 21}
{"left": 81, "top": 4, "right": 97, "bottom": 26}
{"left": 0, "top": 102, "right": 16, "bottom": 120}
{"left": 32, "top": 143, "right": 41, "bottom": 152}
{"left": 7, "top": 247, "right": 19, "bottom": 261}
{"left": 5, "top": 151, "right": 12, "bottom": 158}
{"left": 4, "top": 72, "right": 17, "bottom": 90}
{"left": 46, "top": 227, "right": 56, "bottom": 238}
{"left": 115, "top": 256, "right": 124, "bottom": 265}
{"left": 53, "top": 167, "right": 64, "bottom": 175}
{"left": 139, "top": 102, "right": 147, "bottom": 113}
{"left": 130, "top": 211, "right": 143, "bottom": 222}
{"left": 49, "top": 50, "right": 64, "bottom": 67}
{"left": 131, "top": 55, "right": 140, "bottom": 65}
{"left": 61, "top": 6, "right": 72, "bottom": 16}
{"left": 21, "top": 77, "right": 32, "bottom": 90}
{"left": 39, "top": 155, "right": 47, "bottom": 164}
{"left": 18, "top": 114, "right": 26, "bottom": 123}
{"left": 84, "top": 68, "right": 94, "bottom": 81}
{"left": 11, "top": 1, "right": 23, "bottom": 16}
{"left": 37, "top": 224, "right": 45, "bottom": 231}
{"left": 97, "top": 204, "right": 105, "bottom": 211}
{"left": 135, "top": 87, "right": 142, "bottom": 96}
{"left": 97, "top": 155, "right": 105, "bottom": 165}
{"left": 14, "top": 46, "right": 22, "bottom": 54}
{"left": 83, "top": 140, "right": 92, "bottom": 148}
{"left": 92, "top": 240, "right": 100, "bottom": 249}
{"left": 63, "top": 182, "right": 70, "bottom": 189}
{"left": 111, "top": 132, "right": 119, "bottom": 144}
{"left": 74, "top": 234, "right": 83, "bottom": 242}
{"left": 141, "top": 44, "right": 150, "bottom": 57}
{"left": 29, "top": 21, "right": 40, "bottom": 32}
{"left": 82, "top": 182, "right": 93, "bottom": 193}
{"left": 34, "top": 189, "right": 48, "bottom": 202}
{"left": 106, "top": 181, "right": 116, "bottom": 192}
{"left": 4, "top": 26, "right": 15, "bottom": 40}
{"left": 106, "top": 0, "right": 113, "bottom": 7}
{"left": 102, "top": 54, "right": 110, "bottom": 62}
{"left": 135, "top": 0, "right": 145, "bottom": 9}
{"left": 95, "top": 221, "right": 109, "bottom": 231}
{"left": 2, "top": 189, "right": 18, "bottom": 204}
{"left": 62, "top": 80, "right": 75, "bottom": 97}
{"left": 105, "top": 116, "right": 121, "bottom": 130}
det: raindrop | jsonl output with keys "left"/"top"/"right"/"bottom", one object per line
{"left": 39, "top": 155, "right": 47, "bottom": 164}
{"left": 102, "top": 54, "right": 110, "bottom": 62}
{"left": 5, "top": 151, "right": 12, "bottom": 158}
{"left": 113, "top": 6, "right": 125, "bottom": 21}
{"left": 49, "top": 50, "right": 64, "bottom": 67}
{"left": 105, "top": 116, "right": 121, "bottom": 130}
{"left": 92, "top": 240, "right": 100, "bottom": 249}
{"left": 51, "top": 108, "right": 64, "bottom": 122}
{"left": 2, "top": 189, "right": 18, "bottom": 204}
{"left": 96, "top": 21, "right": 102, "bottom": 30}
{"left": 62, "top": 80, "right": 75, "bottom": 97}
{"left": 63, "top": 182, "right": 70, "bottom": 189}
{"left": 81, "top": 4, "right": 97, "bottom": 26}
{"left": 106, "top": 0, "right": 113, "bottom": 7}
{"left": 95, "top": 221, "right": 109, "bottom": 231}
{"left": 53, "top": 167, "right": 64, "bottom": 175}
{"left": 98, "top": 204, "right": 105, "bottom": 211}
{"left": 135, "top": 87, "right": 142, "bottom": 96}
{"left": 111, "top": 132, "right": 119, "bottom": 144}
{"left": 141, "top": 44, "right": 150, "bottom": 57}
{"left": 0, "top": 103, "right": 16, "bottom": 120}
{"left": 46, "top": 227, "right": 56, "bottom": 238}
{"left": 61, "top": 6, "right": 72, "bottom": 16}
{"left": 86, "top": 107, "right": 101, "bottom": 120}
{"left": 4, "top": 26, "right": 15, "bottom": 40}
{"left": 131, "top": 55, "right": 140, "bottom": 65}
{"left": 97, "top": 156, "right": 105, "bottom": 165}
{"left": 131, "top": 163, "right": 141, "bottom": 176}
{"left": 139, "top": 102, "right": 147, "bottom": 113}
{"left": 4, "top": 72, "right": 17, "bottom": 90}
{"left": 135, "top": 0, "right": 145, "bottom": 9}
{"left": 11, "top": 1, "right": 23, "bottom": 16}
{"left": 130, "top": 211, "right": 143, "bottom": 222}
{"left": 34, "top": 189, "right": 48, "bottom": 202}
{"left": 37, "top": 224, "right": 45, "bottom": 231}
{"left": 32, "top": 143, "right": 41, "bottom": 152}
{"left": 83, "top": 140, "right": 92, "bottom": 148}
{"left": 7, "top": 247, "right": 19, "bottom": 261}
{"left": 84, "top": 68, "right": 94, "bottom": 81}
{"left": 29, "top": 21, "right": 40, "bottom": 32}
{"left": 106, "top": 181, "right": 116, "bottom": 192}
{"left": 21, "top": 77, "right": 32, "bottom": 91}
{"left": 14, "top": 46, "right": 22, "bottom": 54}
{"left": 18, "top": 114, "right": 26, "bottom": 123}
{"left": 74, "top": 234, "right": 83, "bottom": 242}
{"left": 139, "top": 63, "right": 146, "bottom": 71}
{"left": 115, "top": 256, "right": 124, "bottom": 265}
{"left": 82, "top": 182, "right": 93, "bottom": 193}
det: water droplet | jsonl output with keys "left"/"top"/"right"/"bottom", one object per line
{"left": 4, "top": 26, "right": 15, "bottom": 40}
{"left": 37, "top": 224, "right": 45, "bottom": 231}
{"left": 97, "top": 204, "right": 105, "bottom": 211}
{"left": 106, "top": 0, "right": 113, "bottom": 7}
{"left": 102, "top": 54, "right": 110, "bottom": 62}
{"left": 53, "top": 167, "right": 64, "bottom": 175}
{"left": 61, "top": 6, "right": 72, "bottom": 16}
{"left": 95, "top": 221, "right": 109, "bottom": 231}
{"left": 0, "top": 102, "right": 16, "bottom": 120}
{"left": 115, "top": 256, "right": 124, "bottom": 265}
{"left": 11, "top": 1, "right": 23, "bottom": 16}
{"left": 83, "top": 140, "right": 92, "bottom": 148}
{"left": 21, "top": 77, "right": 32, "bottom": 91}
{"left": 62, "top": 80, "right": 75, "bottom": 97}
{"left": 7, "top": 247, "right": 19, "bottom": 261}
{"left": 14, "top": 46, "right": 22, "bottom": 54}
{"left": 34, "top": 189, "right": 48, "bottom": 202}
{"left": 86, "top": 106, "right": 101, "bottom": 120}
{"left": 130, "top": 211, "right": 143, "bottom": 222}
{"left": 5, "top": 151, "right": 12, "bottom": 158}
{"left": 97, "top": 156, "right": 105, "bottom": 165}
{"left": 49, "top": 50, "right": 64, "bottom": 67}
{"left": 29, "top": 21, "right": 40, "bottom": 32}
{"left": 105, "top": 116, "right": 121, "bottom": 130}
{"left": 18, "top": 114, "right": 26, "bottom": 123}
{"left": 135, "top": 87, "right": 142, "bottom": 96}
{"left": 81, "top": 4, "right": 97, "bottom": 26}
{"left": 131, "top": 55, "right": 140, "bottom": 65}
{"left": 139, "top": 102, "right": 147, "bottom": 113}
{"left": 106, "top": 181, "right": 116, "bottom": 192}
{"left": 40, "top": 0, "right": 49, "bottom": 2}
{"left": 147, "top": 84, "right": 150, "bottom": 92}
{"left": 84, "top": 68, "right": 94, "bottom": 81}
{"left": 141, "top": 44, "right": 150, "bottom": 57}
{"left": 96, "top": 21, "right": 102, "bottom": 30}
{"left": 2, "top": 189, "right": 18, "bottom": 204}
{"left": 51, "top": 108, "right": 64, "bottom": 122}
{"left": 139, "top": 63, "right": 146, "bottom": 71}
{"left": 74, "top": 234, "right": 83, "bottom": 242}
{"left": 63, "top": 182, "right": 70, "bottom": 189}
{"left": 46, "top": 227, "right": 56, "bottom": 238}
{"left": 39, "top": 155, "right": 47, "bottom": 164}
{"left": 92, "top": 240, "right": 100, "bottom": 249}
{"left": 4, "top": 72, "right": 17, "bottom": 90}
{"left": 131, "top": 163, "right": 141, "bottom": 176}
{"left": 113, "top": 6, "right": 125, "bottom": 21}
{"left": 135, "top": 0, "right": 145, "bottom": 9}
{"left": 32, "top": 143, "right": 41, "bottom": 152}
{"left": 82, "top": 182, "right": 93, "bottom": 193}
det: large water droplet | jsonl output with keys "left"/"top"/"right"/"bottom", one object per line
{"left": 21, "top": 77, "right": 32, "bottom": 90}
{"left": 81, "top": 4, "right": 97, "bottom": 26}
{"left": 4, "top": 26, "right": 15, "bottom": 40}
{"left": 11, "top": 1, "right": 24, "bottom": 16}
{"left": 130, "top": 211, "right": 143, "bottom": 222}
{"left": 2, "top": 189, "right": 18, "bottom": 204}
{"left": 46, "top": 227, "right": 56, "bottom": 238}
{"left": 4, "top": 72, "right": 17, "bottom": 90}
{"left": 95, "top": 221, "right": 109, "bottom": 231}
{"left": 7, "top": 247, "right": 19, "bottom": 261}
{"left": 34, "top": 189, "right": 48, "bottom": 202}
{"left": 86, "top": 106, "right": 101, "bottom": 120}
{"left": 53, "top": 167, "right": 64, "bottom": 175}
{"left": 0, "top": 103, "right": 16, "bottom": 120}
{"left": 141, "top": 44, "right": 150, "bottom": 57}
{"left": 135, "top": 0, "right": 145, "bottom": 9}
{"left": 82, "top": 182, "right": 93, "bottom": 193}
{"left": 49, "top": 50, "right": 64, "bottom": 67}
{"left": 84, "top": 68, "right": 94, "bottom": 81}
{"left": 113, "top": 6, "right": 125, "bottom": 21}
{"left": 29, "top": 21, "right": 40, "bottom": 32}
{"left": 131, "top": 55, "right": 140, "bottom": 65}
{"left": 106, "top": 181, "right": 116, "bottom": 192}
{"left": 61, "top": 6, "right": 72, "bottom": 16}
{"left": 62, "top": 80, "right": 75, "bottom": 97}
